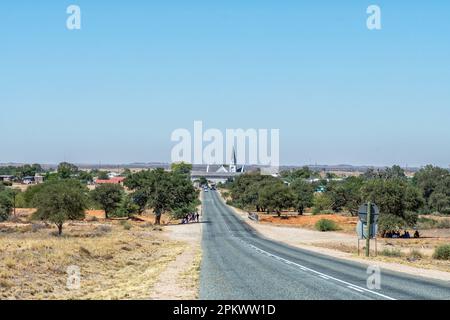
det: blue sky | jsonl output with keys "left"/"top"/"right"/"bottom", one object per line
{"left": 1, "top": 1, "right": 449, "bottom": 167}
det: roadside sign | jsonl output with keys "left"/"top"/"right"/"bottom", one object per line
{"left": 358, "top": 203, "right": 379, "bottom": 223}
{"left": 356, "top": 220, "right": 378, "bottom": 239}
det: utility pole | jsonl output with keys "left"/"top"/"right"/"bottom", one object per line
{"left": 365, "top": 201, "right": 371, "bottom": 257}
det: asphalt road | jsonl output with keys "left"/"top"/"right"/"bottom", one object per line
{"left": 199, "top": 190, "right": 450, "bottom": 300}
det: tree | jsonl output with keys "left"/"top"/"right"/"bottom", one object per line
{"left": 413, "top": 165, "right": 449, "bottom": 206}
{"left": 325, "top": 182, "right": 347, "bottom": 213}
{"left": 415, "top": 167, "right": 450, "bottom": 214}
{"left": 32, "top": 180, "right": 87, "bottom": 235}
{"left": 281, "top": 166, "right": 318, "bottom": 183}
{"left": 90, "top": 184, "right": 125, "bottom": 219}
{"left": 78, "top": 170, "right": 94, "bottom": 183}
{"left": 361, "top": 178, "right": 423, "bottom": 235}
{"left": 0, "top": 189, "right": 14, "bottom": 221}
{"left": 57, "top": 162, "right": 79, "bottom": 179}
{"left": 258, "top": 182, "right": 293, "bottom": 216}
{"left": 125, "top": 168, "right": 198, "bottom": 225}
{"left": 96, "top": 171, "right": 109, "bottom": 180}
{"left": 114, "top": 194, "right": 140, "bottom": 218}
{"left": 290, "top": 178, "right": 314, "bottom": 215}
{"left": 0, "top": 164, "right": 44, "bottom": 179}
{"left": 122, "top": 168, "right": 132, "bottom": 177}
{"left": 312, "top": 193, "right": 333, "bottom": 214}
{"left": 171, "top": 162, "right": 192, "bottom": 176}
{"left": 44, "top": 172, "right": 60, "bottom": 182}
{"left": 429, "top": 192, "right": 450, "bottom": 214}
{"left": 17, "top": 164, "right": 43, "bottom": 178}
{"left": 229, "top": 173, "right": 279, "bottom": 211}
{"left": 198, "top": 177, "right": 208, "bottom": 187}
{"left": 363, "top": 165, "right": 406, "bottom": 181}
{"left": 21, "top": 183, "right": 47, "bottom": 207}
{"left": 326, "top": 177, "right": 364, "bottom": 215}
{"left": 384, "top": 165, "right": 406, "bottom": 180}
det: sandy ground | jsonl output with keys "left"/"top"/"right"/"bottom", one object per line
{"left": 0, "top": 220, "right": 190, "bottom": 300}
{"left": 3, "top": 208, "right": 203, "bottom": 300}
{"left": 149, "top": 193, "right": 203, "bottom": 300}
{"left": 222, "top": 197, "right": 450, "bottom": 282}
{"left": 149, "top": 222, "right": 202, "bottom": 300}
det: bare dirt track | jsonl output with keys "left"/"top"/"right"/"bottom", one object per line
{"left": 149, "top": 222, "right": 202, "bottom": 300}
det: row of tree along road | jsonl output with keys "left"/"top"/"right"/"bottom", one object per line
{"left": 225, "top": 165, "right": 450, "bottom": 237}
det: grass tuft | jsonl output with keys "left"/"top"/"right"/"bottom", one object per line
{"left": 315, "top": 219, "right": 340, "bottom": 232}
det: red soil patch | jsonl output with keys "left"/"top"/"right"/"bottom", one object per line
{"left": 85, "top": 210, "right": 106, "bottom": 219}
{"left": 13, "top": 208, "right": 174, "bottom": 225}
{"left": 259, "top": 214, "right": 358, "bottom": 231}
{"left": 15, "top": 208, "right": 106, "bottom": 220}
{"left": 131, "top": 214, "right": 174, "bottom": 225}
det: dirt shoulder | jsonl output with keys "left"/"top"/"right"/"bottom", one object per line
{"left": 218, "top": 194, "right": 450, "bottom": 282}
{"left": 149, "top": 222, "right": 202, "bottom": 300}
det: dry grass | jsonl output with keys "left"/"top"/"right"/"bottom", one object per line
{"left": 0, "top": 220, "right": 187, "bottom": 300}
{"left": 312, "top": 241, "right": 450, "bottom": 273}
{"left": 178, "top": 249, "right": 202, "bottom": 298}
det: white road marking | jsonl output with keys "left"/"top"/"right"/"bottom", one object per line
{"left": 211, "top": 192, "right": 397, "bottom": 301}
{"left": 243, "top": 242, "right": 396, "bottom": 300}
{"left": 347, "top": 286, "right": 365, "bottom": 293}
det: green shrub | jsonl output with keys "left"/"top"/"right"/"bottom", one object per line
{"left": 111, "top": 207, "right": 129, "bottom": 218}
{"left": 14, "top": 192, "right": 27, "bottom": 208}
{"left": 381, "top": 248, "right": 403, "bottom": 257}
{"left": 0, "top": 191, "right": 14, "bottom": 222}
{"left": 433, "top": 244, "right": 450, "bottom": 260}
{"left": 315, "top": 219, "right": 340, "bottom": 232}
{"left": 312, "top": 193, "right": 333, "bottom": 214}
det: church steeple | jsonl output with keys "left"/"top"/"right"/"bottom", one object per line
{"left": 230, "top": 146, "right": 237, "bottom": 173}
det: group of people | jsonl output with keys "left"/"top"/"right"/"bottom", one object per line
{"left": 181, "top": 212, "right": 200, "bottom": 224}
{"left": 385, "top": 230, "right": 420, "bottom": 239}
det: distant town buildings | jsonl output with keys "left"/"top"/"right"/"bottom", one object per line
{"left": 95, "top": 177, "right": 125, "bottom": 186}
{"left": 191, "top": 148, "right": 246, "bottom": 184}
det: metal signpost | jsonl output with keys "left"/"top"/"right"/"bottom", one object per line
{"left": 357, "top": 202, "right": 379, "bottom": 257}
{"left": 366, "top": 202, "right": 371, "bottom": 257}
